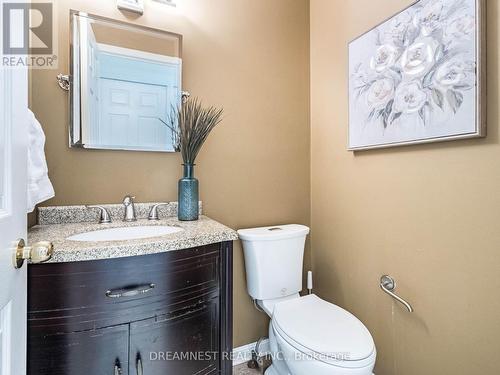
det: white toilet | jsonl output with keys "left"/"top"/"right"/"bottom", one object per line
{"left": 238, "top": 224, "right": 376, "bottom": 375}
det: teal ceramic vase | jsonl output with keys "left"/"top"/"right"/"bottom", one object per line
{"left": 178, "top": 164, "right": 199, "bottom": 221}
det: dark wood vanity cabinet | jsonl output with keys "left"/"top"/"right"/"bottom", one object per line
{"left": 27, "top": 242, "right": 233, "bottom": 375}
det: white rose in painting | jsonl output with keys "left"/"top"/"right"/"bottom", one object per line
{"left": 366, "top": 78, "right": 395, "bottom": 110}
{"left": 434, "top": 59, "right": 474, "bottom": 88}
{"left": 413, "top": 0, "right": 445, "bottom": 36}
{"left": 400, "top": 37, "right": 438, "bottom": 78}
{"left": 444, "top": 14, "right": 475, "bottom": 41}
{"left": 393, "top": 81, "right": 427, "bottom": 114}
{"left": 370, "top": 44, "right": 398, "bottom": 73}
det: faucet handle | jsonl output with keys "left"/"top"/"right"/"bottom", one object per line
{"left": 86, "top": 205, "right": 112, "bottom": 224}
{"left": 148, "top": 203, "right": 169, "bottom": 221}
{"left": 122, "top": 195, "right": 136, "bottom": 205}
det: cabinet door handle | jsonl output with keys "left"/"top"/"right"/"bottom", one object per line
{"left": 136, "top": 356, "right": 143, "bottom": 375}
{"left": 106, "top": 283, "right": 156, "bottom": 298}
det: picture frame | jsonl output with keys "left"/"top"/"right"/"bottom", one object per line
{"left": 348, "top": 0, "right": 486, "bottom": 151}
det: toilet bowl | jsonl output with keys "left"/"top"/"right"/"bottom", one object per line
{"left": 238, "top": 224, "right": 376, "bottom": 375}
{"left": 267, "top": 294, "right": 376, "bottom": 375}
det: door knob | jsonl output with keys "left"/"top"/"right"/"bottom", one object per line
{"left": 13, "top": 239, "right": 54, "bottom": 269}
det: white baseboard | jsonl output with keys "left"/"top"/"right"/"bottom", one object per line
{"left": 232, "top": 339, "right": 270, "bottom": 366}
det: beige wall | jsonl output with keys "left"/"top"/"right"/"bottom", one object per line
{"left": 31, "top": 0, "right": 310, "bottom": 347}
{"left": 310, "top": 1, "right": 500, "bottom": 374}
{"left": 91, "top": 23, "right": 181, "bottom": 56}
{"left": 33, "top": 1, "right": 500, "bottom": 369}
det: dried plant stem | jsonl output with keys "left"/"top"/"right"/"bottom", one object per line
{"left": 161, "top": 98, "right": 223, "bottom": 165}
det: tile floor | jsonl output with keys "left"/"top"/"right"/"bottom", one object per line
{"left": 233, "top": 363, "right": 262, "bottom": 374}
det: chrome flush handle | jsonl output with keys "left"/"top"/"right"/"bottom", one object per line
{"left": 380, "top": 275, "right": 414, "bottom": 313}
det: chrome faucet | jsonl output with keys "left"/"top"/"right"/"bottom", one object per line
{"left": 148, "top": 203, "right": 169, "bottom": 220}
{"left": 122, "top": 195, "right": 137, "bottom": 222}
{"left": 86, "top": 205, "right": 112, "bottom": 224}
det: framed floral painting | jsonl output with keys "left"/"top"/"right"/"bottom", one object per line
{"left": 348, "top": 0, "right": 485, "bottom": 150}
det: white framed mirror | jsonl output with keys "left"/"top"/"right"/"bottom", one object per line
{"left": 69, "top": 11, "right": 182, "bottom": 152}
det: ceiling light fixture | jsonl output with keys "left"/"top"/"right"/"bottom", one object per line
{"left": 152, "top": 0, "right": 176, "bottom": 7}
{"left": 117, "top": 0, "right": 144, "bottom": 14}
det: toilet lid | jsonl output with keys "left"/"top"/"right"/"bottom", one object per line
{"left": 272, "top": 295, "right": 375, "bottom": 362}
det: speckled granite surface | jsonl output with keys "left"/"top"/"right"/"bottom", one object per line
{"left": 29, "top": 209, "right": 237, "bottom": 264}
{"left": 38, "top": 201, "right": 203, "bottom": 225}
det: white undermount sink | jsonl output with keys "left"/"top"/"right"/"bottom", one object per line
{"left": 67, "top": 225, "right": 184, "bottom": 242}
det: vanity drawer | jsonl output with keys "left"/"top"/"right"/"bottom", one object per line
{"left": 28, "top": 244, "right": 221, "bottom": 331}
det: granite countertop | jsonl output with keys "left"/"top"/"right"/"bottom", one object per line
{"left": 28, "top": 203, "right": 238, "bottom": 263}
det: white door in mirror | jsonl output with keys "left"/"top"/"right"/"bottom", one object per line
{"left": 67, "top": 226, "right": 184, "bottom": 242}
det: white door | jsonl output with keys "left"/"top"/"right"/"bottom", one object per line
{"left": 0, "top": 12, "right": 29, "bottom": 375}
{"left": 98, "top": 79, "right": 169, "bottom": 150}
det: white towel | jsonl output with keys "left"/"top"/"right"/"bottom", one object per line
{"left": 27, "top": 110, "right": 55, "bottom": 213}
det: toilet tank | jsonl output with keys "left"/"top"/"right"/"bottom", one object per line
{"left": 238, "top": 224, "right": 310, "bottom": 301}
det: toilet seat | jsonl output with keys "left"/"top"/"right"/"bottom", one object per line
{"left": 272, "top": 295, "right": 376, "bottom": 369}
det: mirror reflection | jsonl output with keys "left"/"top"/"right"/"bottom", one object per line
{"left": 70, "top": 12, "right": 182, "bottom": 152}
